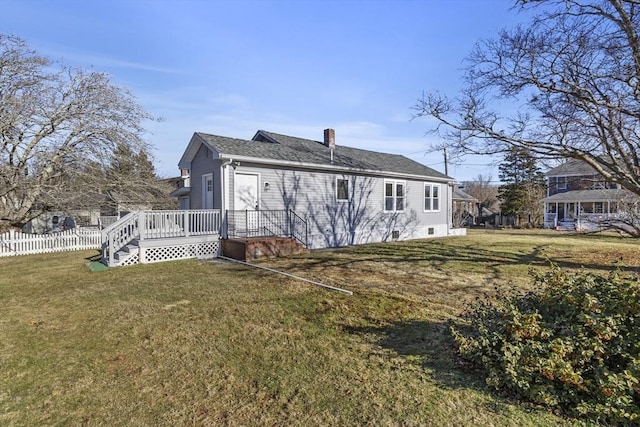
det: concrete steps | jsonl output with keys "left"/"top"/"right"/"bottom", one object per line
{"left": 221, "top": 237, "right": 306, "bottom": 262}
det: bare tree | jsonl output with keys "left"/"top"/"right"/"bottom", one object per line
{"left": 462, "top": 174, "right": 499, "bottom": 212}
{"left": 414, "top": 1, "right": 640, "bottom": 201}
{"left": 0, "top": 34, "right": 155, "bottom": 230}
{"left": 461, "top": 174, "right": 499, "bottom": 225}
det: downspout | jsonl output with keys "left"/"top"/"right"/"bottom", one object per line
{"left": 220, "top": 159, "right": 233, "bottom": 239}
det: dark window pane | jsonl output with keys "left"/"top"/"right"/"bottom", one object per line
{"left": 337, "top": 179, "right": 348, "bottom": 200}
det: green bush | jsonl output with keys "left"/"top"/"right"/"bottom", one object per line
{"left": 452, "top": 266, "right": 640, "bottom": 424}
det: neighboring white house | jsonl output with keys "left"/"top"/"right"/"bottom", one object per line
{"left": 543, "top": 158, "right": 639, "bottom": 231}
{"left": 172, "top": 128, "right": 459, "bottom": 249}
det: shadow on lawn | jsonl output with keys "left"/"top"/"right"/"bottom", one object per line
{"left": 344, "top": 319, "right": 486, "bottom": 391}
{"left": 85, "top": 251, "right": 102, "bottom": 262}
{"left": 292, "top": 238, "right": 638, "bottom": 277}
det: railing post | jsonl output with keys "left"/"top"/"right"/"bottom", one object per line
{"left": 139, "top": 211, "right": 146, "bottom": 241}
{"left": 184, "top": 211, "right": 190, "bottom": 237}
{"left": 109, "top": 232, "right": 114, "bottom": 267}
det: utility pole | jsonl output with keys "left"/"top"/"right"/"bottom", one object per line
{"left": 443, "top": 147, "right": 449, "bottom": 176}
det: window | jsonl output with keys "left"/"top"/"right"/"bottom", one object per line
{"left": 424, "top": 183, "right": 441, "bottom": 211}
{"left": 384, "top": 180, "right": 405, "bottom": 212}
{"left": 557, "top": 176, "right": 567, "bottom": 190}
{"left": 336, "top": 178, "right": 349, "bottom": 201}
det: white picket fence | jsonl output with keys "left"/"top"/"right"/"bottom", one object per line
{"left": 0, "top": 228, "right": 102, "bottom": 257}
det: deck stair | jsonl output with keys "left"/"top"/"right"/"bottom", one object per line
{"left": 113, "top": 239, "right": 140, "bottom": 265}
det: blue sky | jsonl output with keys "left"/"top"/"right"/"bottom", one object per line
{"left": 3, "top": 0, "right": 531, "bottom": 181}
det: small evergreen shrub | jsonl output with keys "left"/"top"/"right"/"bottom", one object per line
{"left": 452, "top": 266, "right": 640, "bottom": 424}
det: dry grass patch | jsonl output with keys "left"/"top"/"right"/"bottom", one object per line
{"left": 263, "top": 229, "right": 640, "bottom": 314}
{"left": 3, "top": 230, "right": 635, "bottom": 425}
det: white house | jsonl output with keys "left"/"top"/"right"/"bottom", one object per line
{"left": 172, "top": 128, "right": 460, "bottom": 249}
{"left": 543, "top": 158, "right": 638, "bottom": 231}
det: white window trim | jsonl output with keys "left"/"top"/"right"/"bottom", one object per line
{"left": 336, "top": 177, "right": 349, "bottom": 202}
{"left": 384, "top": 179, "right": 406, "bottom": 212}
{"left": 423, "top": 183, "right": 441, "bottom": 212}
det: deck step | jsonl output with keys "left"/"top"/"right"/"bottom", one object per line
{"left": 122, "top": 243, "right": 138, "bottom": 253}
{"left": 114, "top": 240, "right": 140, "bottom": 263}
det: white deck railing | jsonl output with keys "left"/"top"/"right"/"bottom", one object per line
{"left": 0, "top": 228, "right": 102, "bottom": 257}
{"left": 140, "top": 210, "right": 221, "bottom": 239}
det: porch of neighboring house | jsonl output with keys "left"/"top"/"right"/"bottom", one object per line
{"left": 543, "top": 200, "right": 622, "bottom": 231}
{"left": 101, "top": 209, "right": 308, "bottom": 267}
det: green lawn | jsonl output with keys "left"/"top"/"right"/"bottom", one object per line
{"left": 2, "top": 229, "right": 638, "bottom": 426}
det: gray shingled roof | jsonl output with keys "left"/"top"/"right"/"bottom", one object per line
{"left": 547, "top": 159, "right": 600, "bottom": 176}
{"left": 453, "top": 187, "right": 478, "bottom": 201}
{"left": 195, "top": 130, "right": 451, "bottom": 180}
{"left": 543, "top": 188, "right": 632, "bottom": 202}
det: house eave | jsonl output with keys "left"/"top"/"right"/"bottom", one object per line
{"left": 217, "top": 153, "right": 454, "bottom": 182}
{"left": 169, "top": 187, "right": 190, "bottom": 198}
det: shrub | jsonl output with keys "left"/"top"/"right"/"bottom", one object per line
{"left": 452, "top": 266, "right": 640, "bottom": 424}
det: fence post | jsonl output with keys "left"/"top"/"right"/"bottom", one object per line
{"left": 9, "top": 229, "right": 16, "bottom": 254}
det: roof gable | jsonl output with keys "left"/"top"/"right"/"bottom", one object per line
{"left": 547, "top": 158, "right": 600, "bottom": 177}
{"left": 177, "top": 133, "right": 216, "bottom": 169}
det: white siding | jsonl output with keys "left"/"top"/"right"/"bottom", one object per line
{"left": 230, "top": 163, "right": 451, "bottom": 249}
{"left": 190, "top": 145, "right": 223, "bottom": 209}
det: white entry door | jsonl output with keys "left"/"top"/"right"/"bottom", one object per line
{"left": 202, "top": 173, "right": 214, "bottom": 209}
{"left": 234, "top": 173, "right": 259, "bottom": 210}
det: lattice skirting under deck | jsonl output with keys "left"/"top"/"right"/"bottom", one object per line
{"left": 118, "top": 252, "right": 140, "bottom": 267}
{"left": 141, "top": 240, "right": 220, "bottom": 264}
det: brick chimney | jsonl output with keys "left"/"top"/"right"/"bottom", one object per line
{"left": 323, "top": 128, "right": 335, "bottom": 148}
